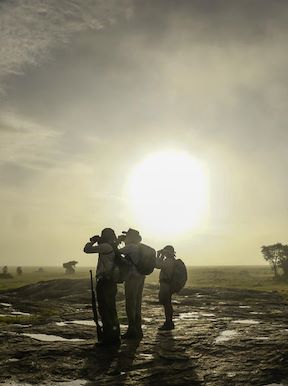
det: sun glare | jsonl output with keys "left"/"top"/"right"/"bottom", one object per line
{"left": 127, "top": 150, "right": 209, "bottom": 236}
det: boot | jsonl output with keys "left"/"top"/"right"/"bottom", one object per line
{"left": 158, "top": 321, "right": 175, "bottom": 331}
{"left": 121, "top": 326, "right": 138, "bottom": 340}
{"left": 95, "top": 337, "right": 121, "bottom": 347}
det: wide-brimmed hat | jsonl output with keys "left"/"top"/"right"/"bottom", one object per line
{"left": 122, "top": 228, "right": 142, "bottom": 242}
{"left": 163, "top": 245, "right": 176, "bottom": 256}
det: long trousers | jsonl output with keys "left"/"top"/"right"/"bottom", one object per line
{"left": 96, "top": 278, "right": 120, "bottom": 343}
{"left": 124, "top": 274, "right": 145, "bottom": 333}
{"left": 159, "top": 281, "right": 173, "bottom": 323}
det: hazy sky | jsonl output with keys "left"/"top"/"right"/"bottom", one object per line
{"left": 1, "top": 0, "right": 288, "bottom": 266}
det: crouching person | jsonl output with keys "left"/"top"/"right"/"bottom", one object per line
{"left": 83, "top": 228, "right": 120, "bottom": 346}
{"left": 156, "top": 245, "right": 176, "bottom": 331}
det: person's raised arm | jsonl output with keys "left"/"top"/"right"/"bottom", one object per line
{"left": 83, "top": 235, "right": 102, "bottom": 254}
{"left": 155, "top": 250, "right": 165, "bottom": 269}
{"left": 118, "top": 244, "right": 131, "bottom": 260}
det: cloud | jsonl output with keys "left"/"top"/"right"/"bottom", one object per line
{"left": 0, "top": 0, "right": 133, "bottom": 94}
{"left": 0, "top": 111, "right": 62, "bottom": 170}
{"left": 1, "top": 0, "right": 288, "bottom": 265}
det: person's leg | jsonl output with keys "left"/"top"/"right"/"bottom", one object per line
{"left": 135, "top": 275, "right": 145, "bottom": 336}
{"left": 164, "top": 302, "right": 173, "bottom": 324}
{"left": 158, "top": 282, "right": 174, "bottom": 330}
{"left": 110, "top": 281, "right": 121, "bottom": 340}
{"left": 165, "top": 284, "right": 173, "bottom": 324}
{"left": 96, "top": 278, "right": 105, "bottom": 341}
{"left": 97, "top": 279, "right": 120, "bottom": 344}
{"left": 124, "top": 275, "right": 137, "bottom": 336}
{"left": 104, "top": 280, "right": 120, "bottom": 344}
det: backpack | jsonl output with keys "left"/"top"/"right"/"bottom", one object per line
{"left": 135, "top": 243, "right": 156, "bottom": 275}
{"left": 111, "top": 257, "right": 130, "bottom": 283}
{"left": 110, "top": 247, "right": 130, "bottom": 283}
{"left": 170, "top": 259, "right": 187, "bottom": 293}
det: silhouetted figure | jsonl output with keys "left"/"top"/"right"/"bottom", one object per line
{"left": 63, "top": 260, "right": 78, "bottom": 274}
{"left": 16, "top": 266, "right": 23, "bottom": 276}
{"left": 118, "top": 228, "right": 145, "bottom": 340}
{"left": 0, "top": 266, "right": 12, "bottom": 279}
{"left": 156, "top": 246, "right": 176, "bottom": 330}
{"left": 83, "top": 228, "right": 120, "bottom": 346}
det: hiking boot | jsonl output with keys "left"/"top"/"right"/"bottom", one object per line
{"left": 158, "top": 322, "right": 175, "bottom": 331}
{"left": 95, "top": 338, "right": 121, "bottom": 347}
{"left": 121, "top": 331, "right": 138, "bottom": 340}
{"left": 121, "top": 326, "right": 139, "bottom": 340}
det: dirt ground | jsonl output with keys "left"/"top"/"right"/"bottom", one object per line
{"left": 0, "top": 279, "right": 288, "bottom": 386}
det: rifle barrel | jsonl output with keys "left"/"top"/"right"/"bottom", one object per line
{"left": 89, "top": 270, "right": 102, "bottom": 341}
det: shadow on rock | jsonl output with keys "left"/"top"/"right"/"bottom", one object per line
{"left": 81, "top": 338, "right": 141, "bottom": 385}
{"left": 147, "top": 330, "right": 202, "bottom": 386}
{"left": 80, "top": 344, "right": 120, "bottom": 381}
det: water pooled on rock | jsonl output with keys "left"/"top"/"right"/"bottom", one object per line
{"left": 232, "top": 319, "right": 260, "bottom": 324}
{"left": 215, "top": 330, "right": 239, "bottom": 343}
{"left": 0, "top": 303, "right": 12, "bottom": 307}
{"left": 22, "top": 333, "right": 84, "bottom": 342}
{"left": 11, "top": 311, "right": 31, "bottom": 316}
{"left": 179, "top": 312, "right": 199, "bottom": 319}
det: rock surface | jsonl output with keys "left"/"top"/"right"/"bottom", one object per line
{"left": 1, "top": 279, "right": 288, "bottom": 385}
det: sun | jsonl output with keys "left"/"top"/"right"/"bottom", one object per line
{"left": 127, "top": 150, "right": 209, "bottom": 237}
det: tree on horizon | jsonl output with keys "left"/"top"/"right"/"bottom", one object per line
{"left": 261, "top": 243, "right": 288, "bottom": 279}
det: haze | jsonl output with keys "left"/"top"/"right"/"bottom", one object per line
{"left": 0, "top": 0, "right": 288, "bottom": 266}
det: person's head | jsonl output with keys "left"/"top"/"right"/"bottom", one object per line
{"left": 122, "top": 228, "right": 142, "bottom": 245}
{"left": 162, "top": 245, "right": 176, "bottom": 259}
{"left": 100, "top": 228, "right": 117, "bottom": 245}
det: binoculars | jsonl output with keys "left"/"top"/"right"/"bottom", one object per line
{"left": 90, "top": 234, "right": 126, "bottom": 244}
{"left": 90, "top": 235, "right": 101, "bottom": 243}
{"left": 117, "top": 234, "right": 126, "bottom": 243}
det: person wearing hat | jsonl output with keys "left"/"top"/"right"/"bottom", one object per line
{"left": 156, "top": 245, "right": 176, "bottom": 331}
{"left": 118, "top": 228, "right": 145, "bottom": 339}
{"left": 83, "top": 228, "right": 120, "bottom": 346}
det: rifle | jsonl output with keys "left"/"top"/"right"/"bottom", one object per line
{"left": 89, "top": 270, "right": 102, "bottom": 341}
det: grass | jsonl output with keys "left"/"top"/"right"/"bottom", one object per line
{"left": 0, "top": 315, "right": 40, "bottom": 325}
{"left": 150, "top": 265, "right": 288, "bottom": 298}
{"left": 0, "top": 266, "right": 91, "bottom": 292}
{"left": 1, "top": 265, "right": 288, "bottom": 298}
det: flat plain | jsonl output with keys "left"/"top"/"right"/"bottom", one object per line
{"left": 0, "top": 266, "right": 288, "bottom": 386}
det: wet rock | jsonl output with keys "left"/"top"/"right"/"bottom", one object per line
{"left": 1, "top": 281, "right": 288, "bottom": 385}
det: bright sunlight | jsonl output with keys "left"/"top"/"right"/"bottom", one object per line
{"left": 127, "top": 150, "right": 209, "bottom": 237}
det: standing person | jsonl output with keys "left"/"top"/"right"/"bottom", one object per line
{"left": 118, "top": 228, "right": 145, "bottom": 340}
{"left": 2, "top": 266, "right": 8, "bottom": 275}
{"left": 16, "top": 266, "right": 23, "bottom": 276}
{"left": 83, "top": 228, "right": 120, "bottom": 346}
{"left": 156, "top": 245, "right": 176, "bottom": 331}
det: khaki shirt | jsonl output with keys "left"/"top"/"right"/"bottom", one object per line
{"left": 84, "top": 242, "right": 115, "bottom": 278}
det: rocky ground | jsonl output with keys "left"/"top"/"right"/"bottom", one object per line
{"left": 0, "top": 279, "right": 288, "bottom": 386}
